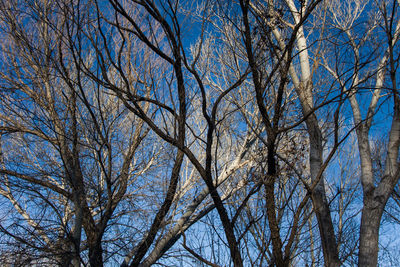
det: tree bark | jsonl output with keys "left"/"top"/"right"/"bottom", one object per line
{"left": 265, "top": 144, "right": 287, "bottom": 267}
{"left": 89, "top": 240, "right": 104, "bottom": 267}
{"left": 358, "top": 199, "right": 384, "bottom": 267}
{"left": 307, "top": 120, "right": 341, "bottom": 267}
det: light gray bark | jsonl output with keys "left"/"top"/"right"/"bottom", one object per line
{"left": 346, "top": 7, "right": 400, "bottom": 263}
{"left": 248, "top": 1, "right": 340, "bottom": 265}
{"left": 356, "top": 110, "right": 400, "bottom": 267}
{"left": 358, "top": 199, "right": 384, "bottom": 266}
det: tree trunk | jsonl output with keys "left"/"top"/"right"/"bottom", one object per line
{"left": 311, "top": 190, "right": 341, "bottom": 267}
{"left": 358, "top": 203, "right": 382, "bottom": 267}
{"left": 265, "top": 144, "right": 287, "bottom": 267}
{"left": 89, "top": 241, "right": 104, "bottom": 267}
{"left": 307, "top": 120, "right": 341, "bottom": 267}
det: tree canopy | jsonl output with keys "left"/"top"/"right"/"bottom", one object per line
{"left": 0, "top": 0, "right": 399, "bottom": 266}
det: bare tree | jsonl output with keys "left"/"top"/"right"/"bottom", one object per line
{"left": 0, "top": 1, "right": 155, "bottom": 266}
{"left": 323, "top": 0, "right": 400, "bottom": 265}
{"left": 237, "top": 0, "right": 347, "bottom": 265}
{"left": 83, "top": 1, "right": 258, "bottom": 265}
{"left": 0, "top": 0, "right": 399, "bottom": 266}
